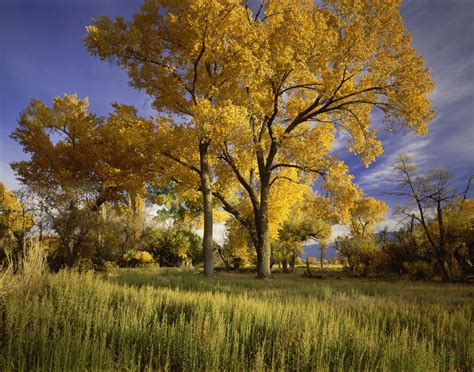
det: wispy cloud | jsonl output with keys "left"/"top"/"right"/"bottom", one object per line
{"left": 358, "top": 135, "right": 431, "bottom": 191}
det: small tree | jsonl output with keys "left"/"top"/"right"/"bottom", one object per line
{"left": 337, "top": 196, "right": 387, "bottom": 275}
{"left": 390, "top": 156, "right": 473, "bottom": 281}
{"left": 274, "top": 197, "right": 332, "bottom": 273}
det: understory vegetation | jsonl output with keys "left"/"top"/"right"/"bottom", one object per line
{"left": 1, "top": 254, "right": 472, "bottom": 371}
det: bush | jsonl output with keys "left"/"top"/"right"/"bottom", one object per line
{"left": 121, "top": 250, "right": 154, "bottom": 267}
{"left": 337, "top": 237, "right": 378, "bottom": 275}
{"left": 140, "top": 227, "right": 202, "bottom": 267}
{"left": 403, "top": 261, "right": 435, "bottom": 281}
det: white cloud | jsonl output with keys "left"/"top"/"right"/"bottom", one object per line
{"left": 374, "top": 215, "right": 402, "bottom": 233}
{"left": 330, "top": 224, "right": 349, "bottom": 241}
{"left": 431, "top": 59, "right": 474, "bottom": 107}
{"left": 358, "top": 135, "right": 431, "bottom": 190}
{"left": 195, "top": 223, "right": 227, "bottom": 245}
{"left": 330, "top": 131, "right": 350, "bottom": 154}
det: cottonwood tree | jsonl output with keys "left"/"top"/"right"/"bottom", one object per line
{"left": 11, "top": 95, "right": 158, "bottom": 211}
{"left": 390, "top": 155, "right": 473, "bottom": 282}
{"left": 349, "top": 197, "right": 388, "bottom": 239}
{"left": 85, "top": 0, "right": 250, "bottom": 276}
{"left": 215, "top": 0, "right": 433, "bottom": 278}
{"left": 337, "top": 196, "right": 387, "bottom": 274}
{"left": 10, "top": 95, "right": 159, "bottom": 266}
{"left": 85, "top": 0, "right": 434, "bottom": 278}
{"left": 273, "top": 191, "right": 332, "bottom": 273}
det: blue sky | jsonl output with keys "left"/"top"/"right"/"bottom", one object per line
{"left": 1, "top": 0, "right": 473, "bottom": 232}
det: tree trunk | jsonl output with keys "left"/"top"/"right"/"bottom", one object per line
{"left": 436, "top": 202, "right": 453, "bottom": 282}
{"left": 199, "top": 142, "right": 214, "bottom": 277}
{"left": 319, "top": 242, "right": 326, "bottom": 269}
{"left": 216, "top": 246, "right": 230, "bottom": 270}
{"left": 282, "top": 259, "right": 289, "bottom": 273}
{"left": 290, "top": 253, "right": 296, "bottom": 272}
{"left": 128, "top": 192, "right": 144, "bottom": 249}
{"left": 255, "top": 185, "right": 272, "bottom": 279}
{"left": 68, "top": 244, "right": 81, "bottom": 268}
{"left": 256, "top": 240, "right": 272, "bottom": 279}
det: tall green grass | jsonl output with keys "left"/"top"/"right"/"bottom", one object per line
{"left": 1, "top": 266, "right": 472, "bottom": 371}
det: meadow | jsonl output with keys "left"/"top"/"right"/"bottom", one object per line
{"left": 1, "top": 258, "right": 472, "bottom": 371}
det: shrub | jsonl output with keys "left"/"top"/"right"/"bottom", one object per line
{"left": 403, "top": 261, "right": 435, "bottom": 281}
{"left": 337, "top": 237, "right": 378, "bottom": 275}
{"left": 121, "top": 250, "right": 154, "bottom": 267}
{"left": 140, "top": 227, "right": 201, "bottom": 267}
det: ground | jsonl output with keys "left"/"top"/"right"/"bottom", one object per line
{"left": 1, "top": 267, "right": 473, "bottom": 371}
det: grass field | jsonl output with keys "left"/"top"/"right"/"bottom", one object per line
{"left": 1, "top": 266, "right": 473, "bottom": 371}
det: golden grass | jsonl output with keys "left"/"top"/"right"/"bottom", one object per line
{"left": 1, "top": 265, "right": 472, "bottom": 371}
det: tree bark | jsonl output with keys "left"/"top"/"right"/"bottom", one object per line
{"left": 255, "top": 184, "right": 272, "bottom": 279}
{"left": 436, "top": 202, "right": 452, "bottom": 282}
{"left": 282, "top": 259, "right": 289, "bottom": 273}
{"left": 320, "top": 243, "right": 326, "bottom": 269}
{"left": 199, "top": 142, "right": 214, "bottom": 277}
{"left": 290, "top": 253, "right": 296, "bottom": 272}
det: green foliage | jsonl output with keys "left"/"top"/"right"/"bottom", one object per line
{"left": 1, "top": 269, "right": 472, "bottom": 370}
{"left": 140, "top": 226, "right": 202, "bottom": 267}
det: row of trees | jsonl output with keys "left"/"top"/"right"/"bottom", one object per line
{"left": 2, "top": 156, "right": 472, "bottom": 281}
{"left": 4, "top": 0, "right": 437, "bottom": 278}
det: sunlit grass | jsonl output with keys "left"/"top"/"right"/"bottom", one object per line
{"left": 1, "top": 266, "right": 472, "bottom": 371}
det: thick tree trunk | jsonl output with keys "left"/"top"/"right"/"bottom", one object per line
{"left": 128, "top": 192, "right": 145, "bottom": 249}
{"left": 256, "top": 241, "right": 272, "bottom": 279}
{"left": 199, "top": 142, "right": 214, "bottom": 277}
{"left": 255, "top": 185, "right": 272, "bottom": 279}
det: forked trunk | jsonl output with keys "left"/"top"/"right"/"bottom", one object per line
{"left": 199, "top": 142, "right": 214, "bottom": 277}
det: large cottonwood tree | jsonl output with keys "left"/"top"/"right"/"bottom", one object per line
{"left": 85, "top": 0, "right": 434, "bottom": 278}
{"left": 215, "top": 0, "right": 433, "bottom": 278}
{"left": 85, "top": 0, "right": 250, "bottom": 276}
